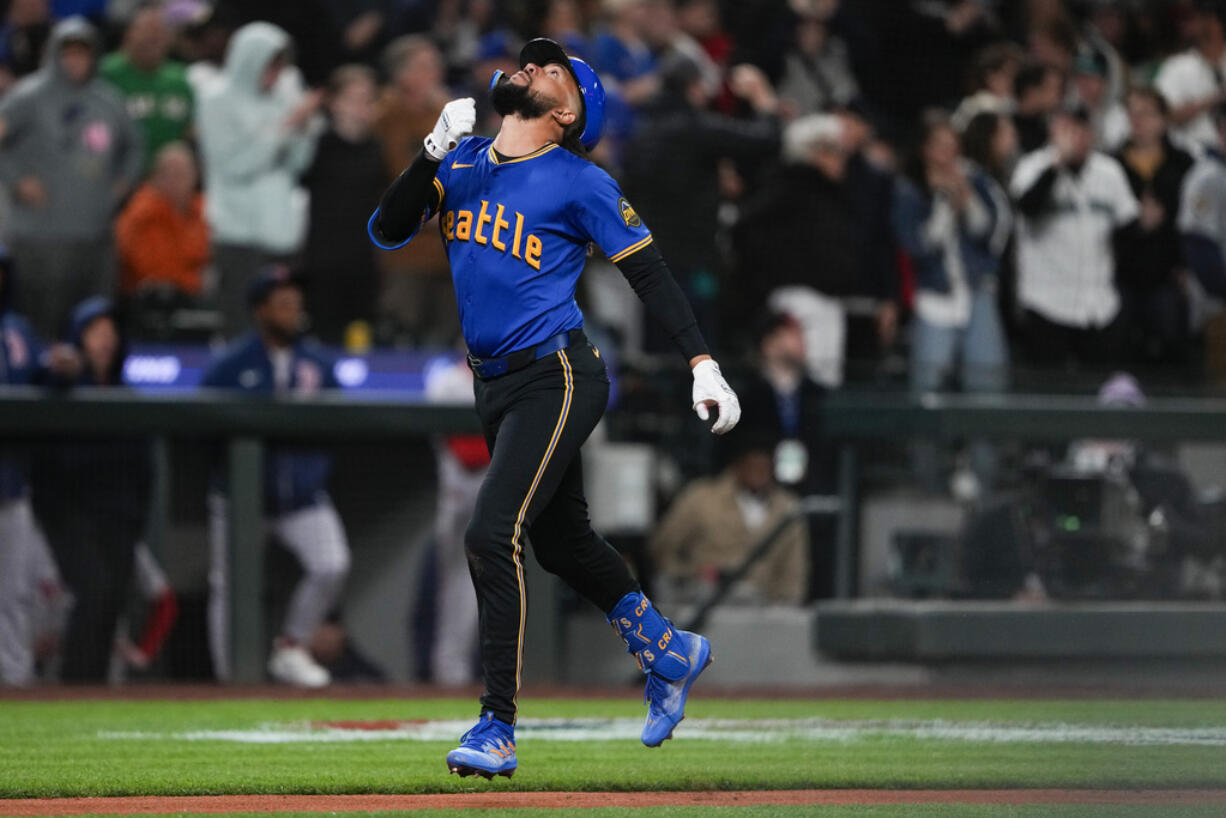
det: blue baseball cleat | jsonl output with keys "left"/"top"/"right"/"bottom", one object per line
{"left": 640, "top": 629, "right": 712, "bottom": 747}
{"left": 445, "top": 712, "right": 517, "bottom": 779}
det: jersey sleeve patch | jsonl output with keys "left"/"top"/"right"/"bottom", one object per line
{"left": 618, "top": 197, "right": 641, "bottom": 227}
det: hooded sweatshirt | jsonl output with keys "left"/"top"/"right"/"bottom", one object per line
{"left": 0, "top": 17, "right": 144, "bottom": 242}
{"left": 195, "top": 22, "right": 320, "bottom": 253}
{"left": 67, "top": 295, "right": 127, "bottom": 385}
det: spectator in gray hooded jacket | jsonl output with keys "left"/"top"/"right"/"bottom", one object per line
{"left": 0, "top": 16, "right": 143, "bottom": 339}
{"left": 195, "top": 21, "right": 323, "bottom": 338}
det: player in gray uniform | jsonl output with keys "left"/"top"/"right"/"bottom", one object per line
{"left": 201, "top": 268, "right": 351, "bottom": 688}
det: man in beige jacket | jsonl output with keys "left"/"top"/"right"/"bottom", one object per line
{"left": 651, "top": 436, "right": 808, "bottom": 605}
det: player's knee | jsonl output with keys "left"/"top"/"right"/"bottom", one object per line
{"left": 463, "top": 516, "right": 497, "bottom": 560}
{"left": 306, "top": 547, "right": 350, "bottom": 584}
{"left": 328, "top": 551, "right": 351, "bottom": 582}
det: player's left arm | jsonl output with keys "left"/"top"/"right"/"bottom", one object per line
{"left": 572, "top": 166, "right": 740, "bottom": 434}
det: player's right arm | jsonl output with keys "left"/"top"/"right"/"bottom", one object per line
{"left": 569, "top": 164, "right": 740, "bottom": 434}
{"left": 368, "top": 97, "right": 475, "bottom": 250}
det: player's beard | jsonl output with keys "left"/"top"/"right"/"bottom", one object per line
{"left": 491, "top": 74, "right": 555, "bottom": 120}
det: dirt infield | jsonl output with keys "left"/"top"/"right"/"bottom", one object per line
{"left": 4, "top": 790, "right": 1226, "bottom": 814}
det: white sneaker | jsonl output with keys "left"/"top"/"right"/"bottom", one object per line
{"left": 268, "top": 644, "right": 331, "bottom": 688}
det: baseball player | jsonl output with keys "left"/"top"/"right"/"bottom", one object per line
{"left": 369, "top": 37, "right": 741, "bottom": 779}
{"left": 200, "top": 266, "right": 351, "bottom": 688}
{"left": 114, "top": 542, "right": 179, "bottom": 674}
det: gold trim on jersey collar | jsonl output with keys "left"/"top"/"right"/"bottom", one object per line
{"left": 488, "top": 142, "right": 560, "bottom": 165}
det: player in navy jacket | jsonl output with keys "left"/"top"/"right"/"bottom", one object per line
{"left": 200, "top": 265, "right": 350, "bottom": 689}
{"left": 370, "top": 38, "right": 742, "bottom": 777}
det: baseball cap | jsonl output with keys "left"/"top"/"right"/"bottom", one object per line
{"left": 515, "top": 37, "right": 605, "bottom": 149}
{"left": 69, "top": 295, "right": 116, "bottom": 344}
{"left": 246, "top": 264, "right": 301, "bottom": 308}
{"left": 519, "top": 37, "right": 575, "bottom": 81}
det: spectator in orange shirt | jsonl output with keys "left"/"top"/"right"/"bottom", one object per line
{"left": 115, "top": 141, "right": 209, "bottom": 331}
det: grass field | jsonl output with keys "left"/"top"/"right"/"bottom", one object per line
{"left": 3, "top": 696, "right": 1225, "bottom": 815}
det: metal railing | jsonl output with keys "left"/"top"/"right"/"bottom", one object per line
{"left": 8, "top": 386, "right": 1226, "bottom": 680}
{"left": 680, "top": 495, "right": 843, "bottom": 633}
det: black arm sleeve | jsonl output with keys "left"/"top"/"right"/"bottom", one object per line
{"left": 1015, "top": 165, "right": 1059, "bottom": 218}
{"left": 615, "top": 243, "right": 709, "bottom": 361}
{"left": 373, "top": 148, "right": 442, "bottom": 245}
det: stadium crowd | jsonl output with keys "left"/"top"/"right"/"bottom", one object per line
{"left": 3, "top": 0, "right": 1226, "bottom": 370}
{"left": 7, "top": 0, "right": 1226, "bottom": 686}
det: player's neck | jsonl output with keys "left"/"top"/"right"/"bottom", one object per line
{"left": 492, "top": 115, "right": 561, "bottom": 157}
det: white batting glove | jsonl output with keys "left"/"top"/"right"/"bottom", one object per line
{"left": 424, "top": 97, "right": 477, "bottom": 161}
{"left": 691, "top": 359, "right": 741, "bottom": 435}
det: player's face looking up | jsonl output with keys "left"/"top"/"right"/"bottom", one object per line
{"left": 491, "top": 61, "right": 580, "bottom": 140}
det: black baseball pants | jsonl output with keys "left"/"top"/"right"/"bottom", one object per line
{"left": 465, "top": 338, "right": 638, "bottom": 725}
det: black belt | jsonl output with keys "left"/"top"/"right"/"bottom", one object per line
{"left": 467, "top": 329, "right": 584, "bottom": 379}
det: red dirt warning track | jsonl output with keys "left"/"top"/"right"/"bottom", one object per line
{"left": 4, "top": 790, "right": 1226, "bottom": 814}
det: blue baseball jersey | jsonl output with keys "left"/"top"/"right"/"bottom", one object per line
{"left": 371, "top": 137, "right": 653, "bottom": 358}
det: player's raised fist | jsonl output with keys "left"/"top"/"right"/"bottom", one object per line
{"left": 425, "top": 98, "right": 477, "bottom": 161}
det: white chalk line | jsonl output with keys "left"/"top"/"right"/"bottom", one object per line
{"left": 97, "top": 718, "right": 1226, "bottom": 747}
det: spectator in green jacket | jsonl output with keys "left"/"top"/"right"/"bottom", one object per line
{"left": 100, "top": 3, "right": 192, "bottom": 173}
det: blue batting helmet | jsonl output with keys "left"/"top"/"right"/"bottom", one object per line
{"left": 490, "top": 37, "right": 606, "bottom": 150}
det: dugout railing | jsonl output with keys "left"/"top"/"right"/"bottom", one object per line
{"left": 5, "top": 386, "right": 1226, "bottom": 681}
